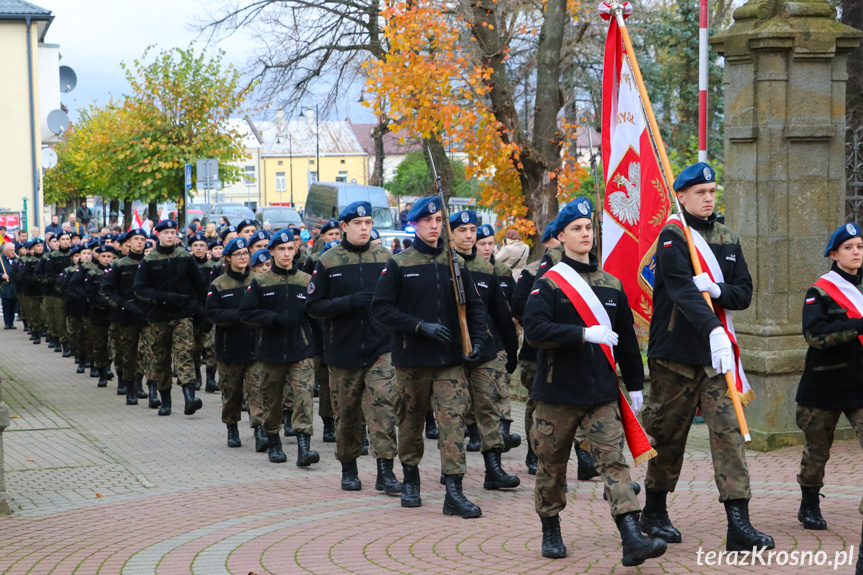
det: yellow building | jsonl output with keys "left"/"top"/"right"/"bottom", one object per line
{"left": 256, "top": 115, "right": 369, "bottom": 209}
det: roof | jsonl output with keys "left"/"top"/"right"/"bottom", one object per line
{"left": 350, "top": 122, "right": 424, "bottom": 157}
{"left": 0, "top": 0, "right": 53, "bottom": 40}
{"left": 258, "top": 118, "right": 366, "bottom": 157}
{"left": 227, "top": 118, "right": 262, "bottom": 149}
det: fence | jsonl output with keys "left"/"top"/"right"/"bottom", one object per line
{"left": 847, "top": 126, "right": 863, "bottom": 224}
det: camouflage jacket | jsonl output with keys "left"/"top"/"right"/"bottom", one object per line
{"left": 207, "top": 266, "right": 256, "bottom": 363}
{"left": 238, "top": 262, "right": 314, "bottom": 363}
{"left": 647, "top": 210, "right": 752, "bottom": 367}
{"left": 524, "top": 254, "right": 643, "bottom": 406}
{"left": 797, "top": 263, "right": 863, "bottom": 409}
{"left": 101, "top": 251, "right": 146, "bottom": 325}
{"left": 305, "top": 239, "right": 392, "bottom": 368}
{"left": 372, "top": 236, "right": 487, "bottom": 367}
{"left": 133, "top": 244, "right": 207, "bottom": 323}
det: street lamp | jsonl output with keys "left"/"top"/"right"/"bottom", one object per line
{"left": 299, "top": 105, "right": 320, "bottom": 182}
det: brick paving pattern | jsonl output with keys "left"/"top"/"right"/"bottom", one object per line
{"left": 0, "top": 327, "right": 860, "bottom": 574}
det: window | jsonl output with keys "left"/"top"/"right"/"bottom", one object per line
{"left": 340, "top": 159, "right": 346, "bottom": 164}
{"left": 243, "top": 165, "right": 255, "bottom": 185}
{"left": 278, "top": 160, "right": 283, "bottom": 165}
{"left": 336, "top": 171, "right": 348, "bottom": 183}
{"left": 308, "top": 171, "right": 318, "bottom": 185}
{"left": 275, "top": 172, "right": 286, "bottom": 192}
{"left": 309, "top": 159, "right": 315, "bottom": 165}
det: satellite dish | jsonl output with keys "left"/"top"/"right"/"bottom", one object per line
{"left": 59, "top": 65, "right": 77, "bottom": 93}
{"left": 42, "top": 147, "right": 58, "bottom": 170}
{"left": 46, "top": 109, "right": 70, "bottom": 136}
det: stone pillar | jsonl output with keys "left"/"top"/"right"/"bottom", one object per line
{"left": 0, "top": 379, "right": 10, "bottom": 515}
{"left": 711, "top": 0, "right": 862, "bottom": 450}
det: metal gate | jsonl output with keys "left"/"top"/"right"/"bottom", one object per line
{"left": 847, "top": 126, "right": 863, "bottom": 224}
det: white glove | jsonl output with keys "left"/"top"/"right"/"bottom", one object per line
{"left": 693, "top": 273, "right": 721, "bottom": 299}
{"left": 583, "top": 325, "right": 619, "bottom": 347}
{"left": 708, "top": 327, "right": 734, "bottom": 374}
{"left": 628, "top": 390, "right": 643, "bottom": 415}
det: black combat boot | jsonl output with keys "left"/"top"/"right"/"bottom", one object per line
{"left": 32, "top": 334, "right": 41, "bottom": 344}
{"left": 116, "top": 369, "right": 123, "bottom": 383}
{"left": 482, "top": 448, "right": 520, "bottom": 490}
{"left": 525, "top": 445, "right": 538, "bottom": 475}
{"left": 296, "top": 434, "right": 320, "bottom": 467}
{"left": 617, "top": 512, "right": 667, "bottom": 566}
{"left": 53, "top": 339, "right": 62, "bottom": 353}
{"left": 148, "top": 384, "right": 161, "bottom": 409}
{"left": 465, "top": 423, "right": 481, "bottom": 452}
{"left": 205, "top": 367, "right": 219, "bottom": 393}
{"left": 267, "top": 434, "right": 287, "bottom": 463}
{"left": 97, "top": 367, "right": 108, "bottom": 388}
{"left": 106, "top": 366, "right": 114, "bottom": 380}
{"left": 76, "top": 358, "right": 86, "bottom": 374}
{"left": 401, "top": 465, "right": 422, "bottom": 508}
{"left": 125, "top": 381, "right": 138, "bottom": 406}
{"left": 575, "top": 446, "right": 600, "bottom": 480}
{"left": 84, "top": 359, "right": 92, "bottom": 368}
{"left": 540, "top": 515, "right": 567, "bottom": 559}
{"left": 158, "top": 389, "right": 172, "bottom": 416}
{"left": 48, "top": 336, "right": 56, "bottom": 349}
{"left": 181, "top": 384, "right": 202, "bottom": 415}
{"left": 117, "top": 378, "right": 127, "bottom": 396}
{"left": 341, "top": 460, "right": 362, "bottom": 491}
{"left": 194, "top": 371, "right": 202, "bottom": 391}
{"left": 73, "top": 352, "right": 80, "bottom": 364}
{"left": 61, "top": 341, "right": 71, "bottom": 357}
{"left": 322, "top": 417, "right": 336, "bottom": 443}
{"left": 798, "top": 485, "right": 827, "bottom": 530}
{"left": 29, "top": 330, "right": 38, "bottom": 341}
{"left": 375, "top": 459, "right": 402, "bottom": 495}
{"left": 724, "top": 499, "right": 775, "bottom": 551}
{"left": 425, "top": 411, "right": 439, "bottom": 439}
{"left": 640, "top": 488, "right": 682, "bottom": 543}
{"left": 282, "top": 410, "right": 296, "bottom": 437}
{"left": 361, "top": 426, "right": 369, "bottom": 455}
{"left": 500, "top": 419, "right": 521, "bottom": 452}
{"left": 135, "top": 376, "right": 148, "bottom": 399}
{"left": 442, "top": 474, "right": 482, "bottom": 518}
{"left": 254, "top": 425, "right": 269, "bottom": 453}
{"left": 226, "top": 424, "right": 241, "bottom": 448}
{"left": 89, "top": 365, "right": 99, "bottom": 378}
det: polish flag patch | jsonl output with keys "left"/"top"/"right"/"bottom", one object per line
{"left": 805, "top": 297, "right": 815, "bottom": 304}
{"left": 381, "top": 269, "right": 387, "bottom": 274}
{"left": 207, "top": 291, "right": 213, "bottom": 296}
{"left": 540, "top": 262, "right": 547, "bottom": 268}
{"left": 312, "top": 270, "right": 317, "bottom": 275}
{"left": 663, "top": 241, "right": 672, "bottom": 248}
{"left": 530, "top": 289, "right": 540, "bottom": 295}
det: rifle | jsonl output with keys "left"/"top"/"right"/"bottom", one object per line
{"left": 426, "top": 147, "right": 472, "bottom": 355}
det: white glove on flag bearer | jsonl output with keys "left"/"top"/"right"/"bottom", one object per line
{"left": 708, "top": 327, "right": 734, "bottom": 374}
{"left": 583, "top": 325, "right": 619, "bottom": 347}
{"left": 628, "top": 391, "right": 643, "bottom": 415}
{"left": 693, "top": 273, "right": 721, "bottom": 299}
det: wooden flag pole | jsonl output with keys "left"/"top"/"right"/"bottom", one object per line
{"left": 608, "top": 1, "right": 751, "bottom": 443}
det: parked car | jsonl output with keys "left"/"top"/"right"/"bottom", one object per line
{"left": 202, "top": 204, "right": 256, "bottom": 229}
{"left": 256, "top": 206, "right": 303, "bottom": 231}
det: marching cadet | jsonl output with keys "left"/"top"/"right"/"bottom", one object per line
{"left": 370, "top": 229, "right": 383, "bottom": 248}
{"left": 84, "top": 244, "right": 117, "bottom": 388}
{"left": 642, "top": 162, "right": 774, "bottom": 551}
{"left": 36, "top": 231, "right": 73, "bottom": 355}
{"left": 21, "top": 239, "right": 45, "bottom": 344}
{"left": 795, "top": 222, "right": 863, "bottom": 532}
{"left": 102, "top": 229, "right": 149, "bottom": 405}
{"left": 206, "top": 237, "right": 263, "bottom": 450}
{"left": 189, "top": 232, "right": 220, "bottom": 392}
{"left": 68, "top": 242, "right": 95, "bottom": 373}
{"left": 448, "top": 210, "right": 520, "bottom": 490}
{"left": 133, "top": 220, "right": 208, "bottom": 417}
{"left": 372, "top": 196, "right": 487, "bottom": 519}
{"left": 236, "top": 219, "right": 258, "bottom": 242}
{"left": 248, "top": 230, "right": 271, "bottom": 256}
{"left": 251, "top": 249, "right": 272, "bottom": 273}
{"left": 523, "top": 197, "right": 665, "bottom": 565}
{"left": 220, "top": 225, "right": 239, "bottom": 249}
{"left": 238, "top": 229, "right": 320, "bottom": 467}
{"left": 57, "top": 246, "right": 84, "bottom": 369}
{"left": 306, "top": 201, "right": 402, "bottom": 494}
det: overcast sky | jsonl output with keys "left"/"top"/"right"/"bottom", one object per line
{"left": 45, "top": 0, "right": 374, "bottom": 123}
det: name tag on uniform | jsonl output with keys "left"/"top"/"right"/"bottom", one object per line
{"left": 604, "top": 299, "right": 617, "bottom": 308}
{"left": 404, "top": 273, "right": 420, "bottom": 278}
{"left": 297, "top": 293, "right": 307, "bottom": 300}
{"left": 726, "top": 254, "right": 736, "bottom": 262}
{"left": 263, "top": 291, "right": 275, "bottom": 297}
{"left": 477, "top": 281, "right": 488, "bottom": 289}
{"left": 222, "top": 293, "right": 234, "bottom": 298}
{"left": 330, "top": 272, "right": 342, "bottom": 278}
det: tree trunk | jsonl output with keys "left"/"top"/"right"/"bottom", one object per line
{"left": 122, "top": 201, "right": 132, "bottom": 231}
{"left": 422, "top": 136, "right": 454, "bottom": 202}
{"left": 369, "top": 119, "right": 388, "bottom": 187}
{"left": 844, "top": 0, "right": 863, "bottom": 132}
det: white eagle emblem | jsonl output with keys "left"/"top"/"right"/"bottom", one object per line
{"left": 428, "top": 202, "right": 437, "bottom": 214}
{"left": 847, "top": 223, "right": 857, "bottom": 236}
{"left": 357, "top": 205, "right": 366, "bottom": 217}
{"left": 461, "top": 212, "right": 469, "bottom": 223}
{"left": 281, "top": 233, "right": 289, "bottom": 242}
{"left": 609, "top": 161, "right": 641, "bottom": 226}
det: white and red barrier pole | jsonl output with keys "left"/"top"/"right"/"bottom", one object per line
{"left": 698, "top": 0, "right": 708, "bottom": 163}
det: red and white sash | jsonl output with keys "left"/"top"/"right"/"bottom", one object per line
{"left": 544, "top": 262, "right": 657, "bottom": 466}
{"left": 813, "top": 270, "right": 863, "bottom": 348}
{"left": 668, "top": 216, "right": 754, "bottom": 404}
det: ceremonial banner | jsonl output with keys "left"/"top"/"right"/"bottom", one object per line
{"left": 600, "top": 2, "right": 671, "bottom": 326}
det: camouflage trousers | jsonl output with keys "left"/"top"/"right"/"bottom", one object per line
{"left": 396, "top": 364, "right": 470, "bottom": 475}
{"left": 146, "top": 318, "right": 196, "bottom": 391}
{"left": 193, "top": 322, "right": 216, "bottom": 373}
{"left": 532, "top": 400, "right": 640, "bottom": 519}
{"left": 217, "top": 361, "right": 254, "bottom": 426}
{"left": 643, "top": 359, "right": 751, "bottom": 501}
{"left": 316, "top": 355, "right": 334, "bottom": 419}
{"left": 20, "top": 296, "right": 43, "bottom": 333}
{"left": 494, "top": 351, "right": 513, "bottom": 421}
{"left": 113, "top": 323, "right": 143, "bottom": 380}
{"left": 66, "top": 316, "right": 83, "bottom": 354}
{"left": 520, "top": 359, "right": 537, "bottom": 440}
{"left": 252, "top": 358, "right": 315, "bottom": 436}
{"left": 43, "top": 296, "right": 67, "bottom": 341}
{"left": 464, "top": 355, "right": 505, "bottom": 452}
{"left": 89, "top": 323, "right": 110, "bottom": 368}
{"left": 108, "top": 324, "right": 117, "bottom": 367}
{"left": 796, "top": 404, "right": 863, "bottom": 488}
{"left": 242, "top": 361, "right": 264, "bottom": 429}
{"left": 80, "top": 317, "right": 91, "bottom": 362}
{"left": 329, "top": 352, "right": 400, "bottom": 462}
{"left": 138, "top": 323, "right": 154, "bottom": 382}
{"left": 204, "top": 329, "right": 216, "bottom": 370}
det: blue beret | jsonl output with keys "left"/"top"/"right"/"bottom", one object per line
{"left": 553, "top": 197, "right": 594, "bottom": 237}
{"left": 541, "top": 221, "right": 556, "bottom": 243}
{"left": 406, "top": 196, "right": 442, "bottom": 221}
{"left": 126, "top": 229, "right": 147, "bottom": 240}
{"left": 321, "top": 240, "right": 340, "bottom": 255}
{"left": 370, "top": 228, "right": 380, "bottom": 241}
{"left": 69, "top": 245, "right": 81, "bottom": 256}
{"left": 27, "top": 239, "right": 43, "bottom": 248}
{"left": 219, "top": 225, "right": 238, "bottom": 241}
{"left": 154, "top": 220, "right": 178, "bottom": 232}
{"left": 236, "top": 219, "right": 257, "bottom": 233}
{"left": 223, "top": 237, "right": 248, "bottom": 256}
{"left": 114, "top": 232, "right": 127, "bottom": 244}
{"left": 188, "top": 232, "right": 207, "bottom": 245}
{"left": 145, "top": 241, "right": 154, "bottom": 249}
{"left": 824, "top": 222, "right": 862, "bottom": 257}
{"left": 339, "top": 201, "right": 372, "bottom": 222}
{"left": 252, "top": 248, "right": 271, "bottom": 265}
{"left": 673, "top": 162, "right": 715, "bottom": 192}
{"left": 268, "top": 228, "right": 295, "bottom": 249}
{"left": 477, "top": 224, "right": 495, "bottom": 240}
{"left": 148, "top": 233, "right": 159, "bottom": 241}
{"left": 94, "top": 244, "right": 117, "bottom": 255}
{"left": 70, "top": 230, "right": 82, "bottom": 238}
{"left": 320, "top": 219, "right": 339, "bottom": 234}
{"left": 57, "top": 231, "right": 70, "bottom": 239}
{"left": 449, "top": 210, "right": 478, "bottom": 229}
{"left": 251, "top": 230, "right": 272, "bottom": 243}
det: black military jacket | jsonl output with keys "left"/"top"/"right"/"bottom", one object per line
{"left": 84, "top": 262, "right": 113, "bottom": 326}
{"left": 67, "top": 262, "right": 93, "bottom": 317}
{"left": 207, "top": 266, "right": 256, "bottom": 363}
{"left": 648, "top": 211, "right": 752, "bottom": 367}
{"left": 57, "top": 264, "right": 82, "bottom": 318}
{"left": 490, "top": 256, "right": 514, "bottom": 305}
{"left": 512, "top": 246, "right": 564, "bottom": 363}
{"left": 19, "top": 254, "right": 43, "bottom": 298}
{"left": 133, "top": 244, "right": 207, "bottom": 323}
{"left": 35, "top": 248, "right": 72, "bottom": 297}
{"left": 102, "top": 251, "right": 146, "bottom": 324}
{"left": 306, "top": 238, "right": 392, "bottom": 368}
{"left": 372, "top": 236, "right": 487, "bottom": 368}
{"left": 797, "top": 263, "right": 863, "bottom": 409}
{"left": 524, "top": 254, "right": 643, "bottom": 406}
{"left": 238, "top": 262, "right": 314, "bottom": 363}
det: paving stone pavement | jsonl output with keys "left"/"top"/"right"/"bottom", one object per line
{"left": 0, "top": 326, "right": 861, "bottom": 574}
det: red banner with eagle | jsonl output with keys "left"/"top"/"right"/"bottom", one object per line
{"left": 599, "top": 1, "right": 671, "bottom": 326}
